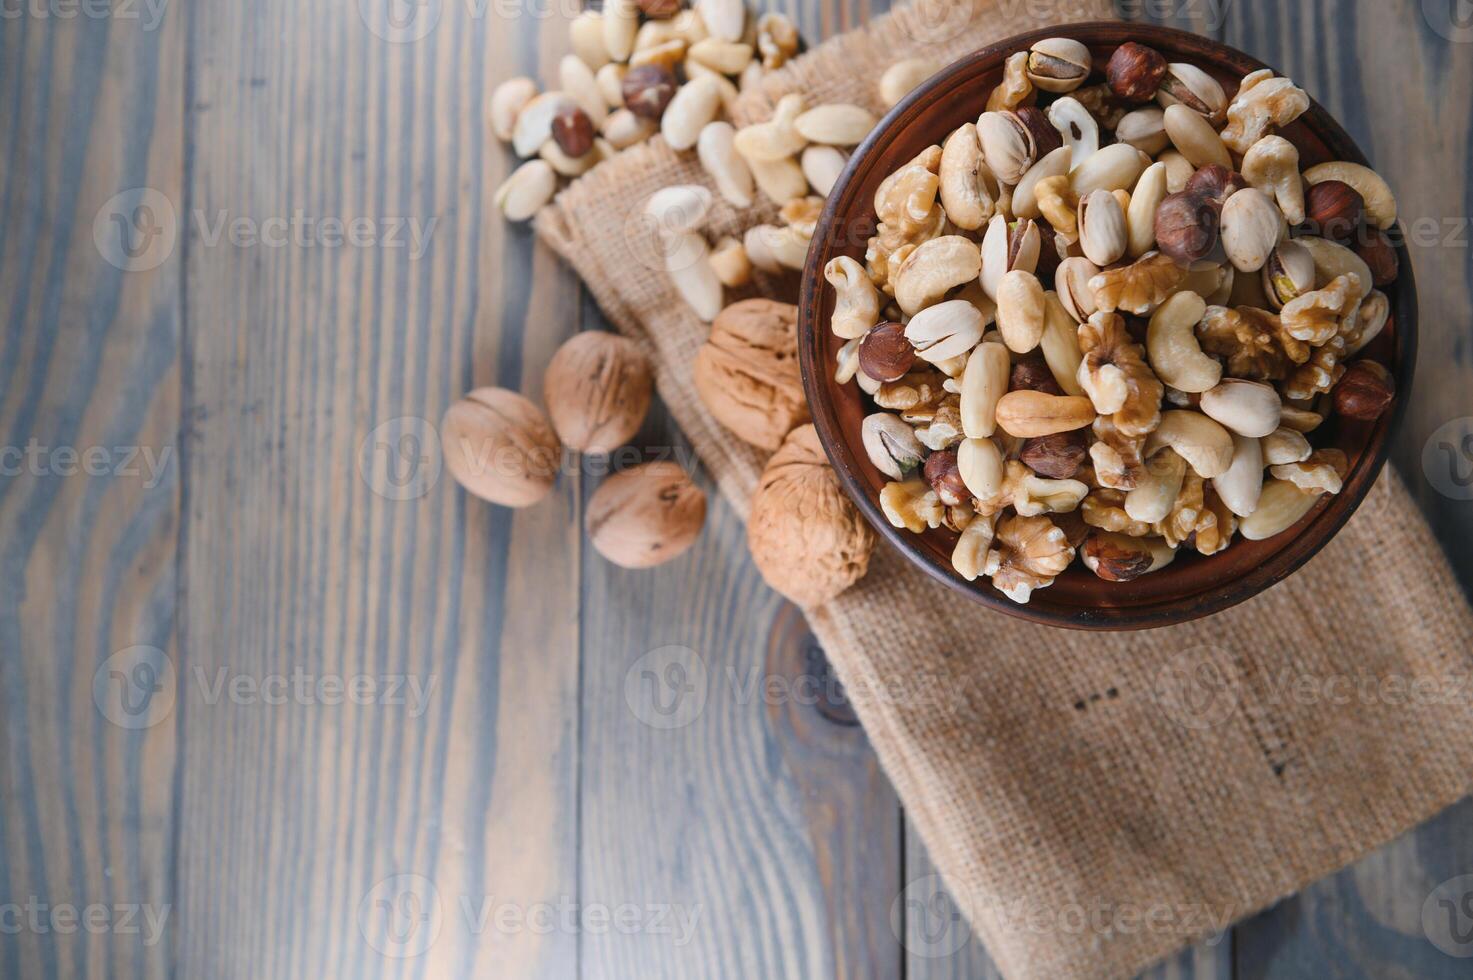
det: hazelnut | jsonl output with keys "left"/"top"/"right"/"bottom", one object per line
{"left": 1106, "top": 42, "right": 1168, "bottom": 102}
{"left": 1305, "top": 179, "right": 1366, "bottom": 242}
{"left": 1332, "top": 360, "right": 1396, "bottom": 420}
{"left": 1012, "top": 105, "right": 1063, "bottom": 157}
{"left": 923, "top": 449, "right": 969, "bottom": 506}
{"left": 586, "top": 461, "right": 706, "bottom": 569}
{"left": 1020, "top": 430, "right": 1089, "bottom": 479}
{"left": 858, "top": 321, "right": 916, "bottom": 382}
{"left": 1353, "top": 228, "right": 1400, "bottom": 287}
{"left": 1185, "top": 164, "right": 1248, "bottom": 206}
{"left": 1010, "top": 354, "right": 1064, "bottom": 395}
{"left": 441, "top": 388, "right": 561, "bottom": 508}
{"left": 622, "top": 64, "right": 678, "bottom": 120}
{"left": 747, "top": 425, "right": 875, "bottom": 607}
{"left": 636, "top": 0, "right": 681, "bottom": 18}
{"left": 544, "top": 332, "right": 653, "bottom": 454}
{"left": 1154, "top": 190, "right": 1221, "bottom": 265}
{"left": 551, "top": 105, "right": 595, "bottom": 159}
{"left": 1081, "top": 533, "right": 1157, "bottom": 582}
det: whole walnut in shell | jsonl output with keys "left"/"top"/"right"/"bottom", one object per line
{"left": 544, "top": 332, "right": 653, "bottom": 454}
{"left": 586, "top": 461, "right": 707, "bottom": 569}
{"left": 748, "top": 425, "right": 876, "bottom": 607}
{"left": 694, "top": 299, "right": 810, "bottom": 450}
{"left": 442, "top": 387, "right": 561, "bottom": 507}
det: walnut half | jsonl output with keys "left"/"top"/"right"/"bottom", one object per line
{"left": 984, "top": 513, "right": 1076, "bottom": 603}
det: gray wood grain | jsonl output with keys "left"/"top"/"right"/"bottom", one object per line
{"left": 3, "top": 1, "right": 1473, "bottom": 978}
{"left": 0, "top": 5, "right": 183, "bottom": 979}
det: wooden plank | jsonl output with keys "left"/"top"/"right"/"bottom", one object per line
{"left": 0, "top": 6, "right": 183, "bottom": 980}
{"left": 578, "top": 465, "right": 904, "bottom": 977}
{"left": 175, "top": 2, "right": 580, "bottom": 976}
{"left": 1222, "top": 1, "right": 1473, "bottom": 976}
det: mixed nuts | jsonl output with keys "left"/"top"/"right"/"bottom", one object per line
{"left": 827, "top": 37, "right": 1400, "bottom": 605}
{"left": 491, "top": 0, "right": 803, "bottom": 223}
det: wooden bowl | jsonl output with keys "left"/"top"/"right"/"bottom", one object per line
{"left": 798, "top": 22, "right": 1416, "bottom": 631}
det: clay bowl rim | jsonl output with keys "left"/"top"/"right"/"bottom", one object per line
{"left": 798, "top": 21, "right": 1418, "bottom": 632}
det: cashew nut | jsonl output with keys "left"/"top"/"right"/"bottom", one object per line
{"left": 1304, "top": 161, "right": 1397, "bottom": 230}
{"left": 697, "top": 122, "right": 754, "bottom": 208}
{"left": 1145, "top": 410, "right": 1236, "bottom": 478}
{"left": 824, "top": 256, "right": 877, "bottom": 340}
{"left": 1241, "top": 479, "right": 1322, "bottom": 540}
{"left": 1212, "top": 432, "right": 1264, "bottom": 518}
{"left": 939, "top": 124, "right": 998, "bottom": 231}
{"left": 1125, "top": 449, "right": 1187, "bottom": 523}
{"left": 1146, "top": 291, "right": 1222, "bottom": 393}
{"left": 734, "top": 93, "right": 807, "bottom": 162}
{"left": 894, "top": 236, "right": 983, "bottom": 316}
{"left": 1047, "top": 97, "right": 1099, "bottom": 167}
{"left": 1200, "top": 378, "right": 1282, "bottom": 438}
{"left": 1241, "top": 135, "right": 1306, "bottom": 225}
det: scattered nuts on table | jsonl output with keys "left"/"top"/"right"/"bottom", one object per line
{"left": 748, "top": 425, "right": 876, "bottom": 607}
{"left": 442, "top": 388, "right": 562, "bottom": 508}
{"left": 544, "top": 332, "right": 654, "bottom": 454}
{"left": 821, "top": 36, "right": 1402, "bottom": 604}
{"left": 491, "top": 2, "right": 806, "bottom": 224}
{"left": 586, "top": 460, "right": 708, "bottom": 568}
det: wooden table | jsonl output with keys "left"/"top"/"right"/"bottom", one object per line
{"left": 3, "top": 0, "right": 1472, "bottom": 976}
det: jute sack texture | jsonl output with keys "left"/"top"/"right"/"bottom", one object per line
{"left": 537, "top": 2, "right": 1473, "bottom": 976}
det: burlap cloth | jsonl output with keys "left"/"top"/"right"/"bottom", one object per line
{"left": 535, "top": 2, "right": 1473, "bottom": 976}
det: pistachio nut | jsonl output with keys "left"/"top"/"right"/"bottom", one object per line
{"left": 1026, "top": 37, "right": 1091, "bottom": 93}
{"left": 1055, "top": 256, "right": 1100, "bottom": 323}
{"left": 904, "top": 300, "right": 986, "bottom": 363}
{"left": 1156, "top": 62, "right": 1227, "bottom": 118}
{"left": 862, "top": 413, "right": 926, "bottom": 480}
{"left": 980, "top": 214, "right": 1042, "bottom": 300}
{"left": 1077, "top": 188, "right": 1128, "bottom": 267}
{"left": 1220, "top": 188, "right": 1285, "bottom": 273}
{"left": 1262, "top": 239, "right": 1316, "bottom": 310}
{"left": 977, "top": 110, "right": 1035, "bottom": 185}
